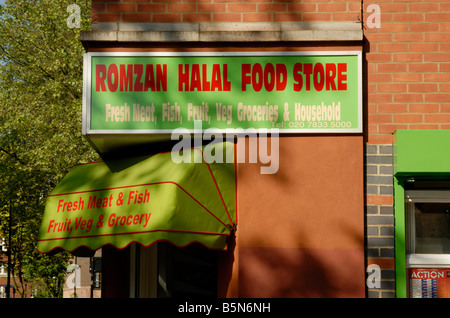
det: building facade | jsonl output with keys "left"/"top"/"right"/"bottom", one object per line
{"left": 361, "top": 1, "right": 450, "bottom": 298}
{"left": 36, "top": 0, "right": 450, "bottom": 298}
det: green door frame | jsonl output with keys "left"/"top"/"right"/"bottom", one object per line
{"left": 394, "top": 176, "right": 406, "bottom": 298}
{"left": 393, "top": 130, "right": 450, "bottom": 298}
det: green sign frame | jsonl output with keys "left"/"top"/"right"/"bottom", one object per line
{"left": 82, "top": 51, "right": 362, "bottom": 136}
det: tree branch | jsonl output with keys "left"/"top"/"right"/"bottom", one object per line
{"left": 0, "top": 147, "right": 26, "bottom": 165}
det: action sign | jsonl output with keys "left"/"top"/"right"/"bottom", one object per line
{"left": 83, "top": 52, "right": 362, "bottom": 134}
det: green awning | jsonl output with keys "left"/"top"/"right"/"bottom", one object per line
{"left": 37, "top": 142, "right": 236, "bottom": 255}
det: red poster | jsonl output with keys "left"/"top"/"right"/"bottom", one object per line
{"left": 409, "top": 268, "right": 450, "bottom": 298}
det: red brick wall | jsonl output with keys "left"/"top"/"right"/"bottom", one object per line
{"left": 364, "top": 1, "right": 450, "bottom": 144}
{"left": 91, "top": 0, "right": 362, "bottom": 23}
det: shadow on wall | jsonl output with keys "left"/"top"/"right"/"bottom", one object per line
{"left": 233, "top": 135, "right": 365, "bottom": 298}
{"left": 217, "top": 232, "right": 236, "bottom": 298}
{"left": 238, "top": 229, "right": 365, "bottom": 298}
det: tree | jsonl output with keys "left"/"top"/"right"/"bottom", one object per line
{"left": 0, "top": 0, "right": 96, "bottom": 297}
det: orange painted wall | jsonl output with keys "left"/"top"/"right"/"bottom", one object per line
{"left": 228, "top": 135, "right": 365, "bottom": 297}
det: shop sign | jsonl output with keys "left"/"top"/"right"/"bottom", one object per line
{"left": 83, "top": 52, "right": 362, "bottom": 135}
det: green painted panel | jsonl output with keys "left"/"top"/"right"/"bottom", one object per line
{"left": 394, "top": 130, "right": 450, "bottom": 176}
